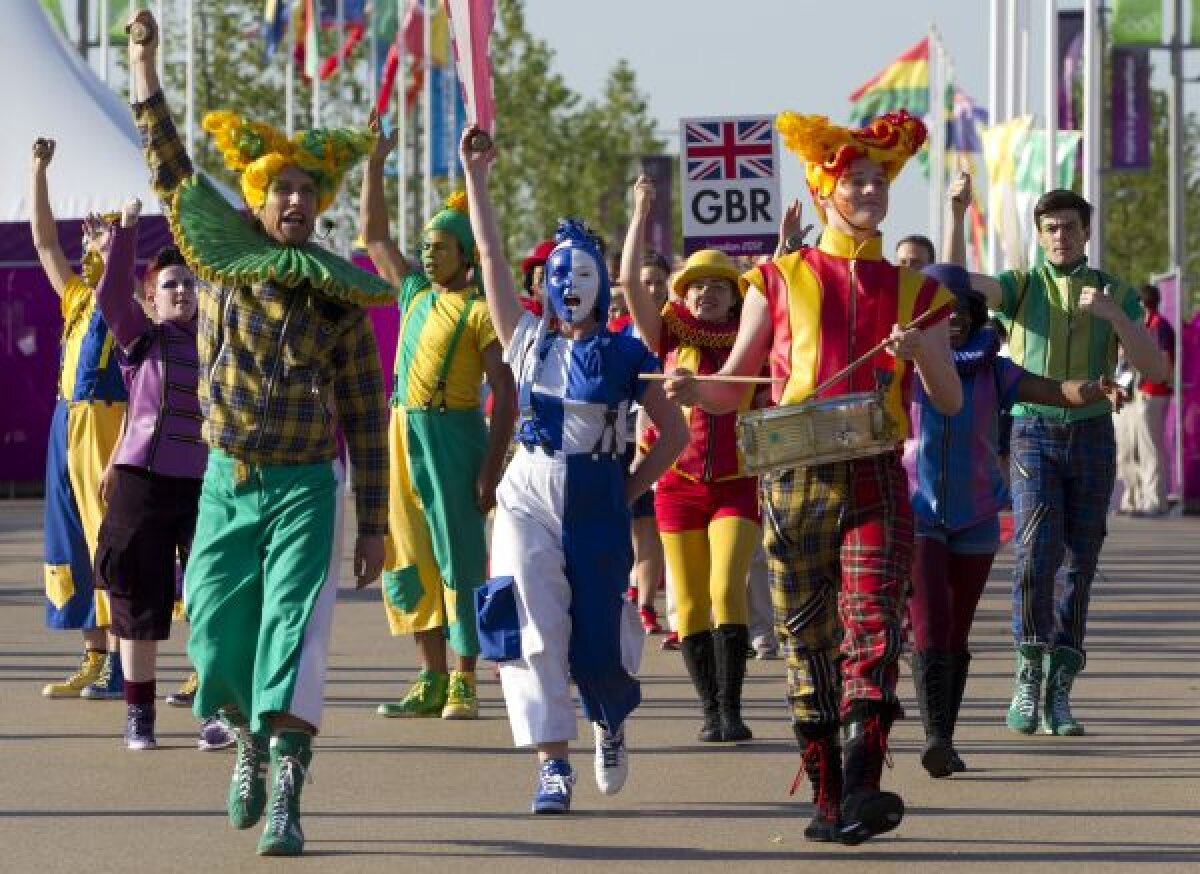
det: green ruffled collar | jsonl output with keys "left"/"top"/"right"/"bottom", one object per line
{"left": 169, "top": 175, "right": 395, "bottom": 305}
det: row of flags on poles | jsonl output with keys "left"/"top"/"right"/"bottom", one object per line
{"left": 260, "top": 0, "right": 485, "bottom": 178}
{"left": 847, "top": 34, "right": 1083, "bottom": 271}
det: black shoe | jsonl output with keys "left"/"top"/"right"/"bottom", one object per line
{"left": 681, "top": 632, "right": 724, "bottom": 742}
{"left": 838, "top": 706, "right": 904, "bottom": 844}
{"left": 714, "top": 624, "right": 753, "bottom": 742}
{"left": 912, "top": 650, "right": 956, "bottom": 778}
{"left": 792, "top": 724, "right": 842, "bottom": 842}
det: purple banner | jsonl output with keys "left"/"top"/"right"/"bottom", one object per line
{"left": 1181, "top": 308, "right": 1200, "bottom": 514}
{"left": 640, "top": 155, "right": 675, "bottom": 259}
{"left": 1111, "top": 47, "right": 1152, "bottom": 170}
{"left": 682, "top": 234, "right": 776, "bottom": 258}
{"left": 1058, "top": 10, "right": 1084, "bottom": 130}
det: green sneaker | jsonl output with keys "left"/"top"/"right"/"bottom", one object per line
{"left": 1005, "top": 643, "right": 1045, "bottom": 734}
{"left": 376, "top": 668, "right": 450, "bottom": 718}
{"left": 441, "top": 670, "right": 479, "bottom": 720}
{"left": 1041, "top": 646, "right": 1085, "bottom": 736}
{"left": 228, "top": 724, "right": 268, "bottom": 829}
{"left": 257, "top": 732, "right": 312, "bottom": 857}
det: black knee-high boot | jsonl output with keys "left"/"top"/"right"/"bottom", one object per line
{"left": 713, "top": 624, "right": 752, "bottom": 742}
{"left": 912, "top": 649, "right": 956, "bottom": 778}
{"left": 947, "top": 651, "right": 971, "bottom": 772}
{"left": 680, "top": 631, "right": 722, "bottom": 742}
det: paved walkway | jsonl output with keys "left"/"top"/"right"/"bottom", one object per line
{"left": 1, "top": 500, "right": 1197, "bottom": 872}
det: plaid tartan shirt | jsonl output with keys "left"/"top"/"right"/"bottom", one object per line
{"left": 133, "top": 92, "right": 388, "bottom": 537}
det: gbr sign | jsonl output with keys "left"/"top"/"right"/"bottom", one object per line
{"left": 679, "top": 115, "right": 781, "bottom": 256}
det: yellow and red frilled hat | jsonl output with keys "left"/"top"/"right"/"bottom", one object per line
{"left": 201, "top": 110, "right": 375, "bottom": 215}
{"left": 775, "top": 109, "right": 928, "bottom": 222}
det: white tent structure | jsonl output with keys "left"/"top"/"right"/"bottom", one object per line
{"left": 0, "top": 0, "right": 166, "bottom": 225}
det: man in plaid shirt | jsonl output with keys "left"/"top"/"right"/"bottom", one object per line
{"left": 129, "top": 10, "right": 390, "bottom": 857}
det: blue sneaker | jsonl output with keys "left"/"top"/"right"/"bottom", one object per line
{"left": 81, "top": 651, "right": 124, "bottom": 700}
{"left": 531, "top": 759, "right": 575, "bottom": 814}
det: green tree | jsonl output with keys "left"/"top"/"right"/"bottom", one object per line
{"left": 488, "top": 0, "right": 666, "bottom": 259}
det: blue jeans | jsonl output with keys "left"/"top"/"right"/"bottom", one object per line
{"left": 1009, "top": 415, "right": 1115, "bottom": 653}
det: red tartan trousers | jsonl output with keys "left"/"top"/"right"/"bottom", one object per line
{"left": 761, "top": 450, "right": 912, "bottom": 727}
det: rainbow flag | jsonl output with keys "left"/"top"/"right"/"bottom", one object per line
{"left": 847, "top": 37, "right": 929, "bottom": 128}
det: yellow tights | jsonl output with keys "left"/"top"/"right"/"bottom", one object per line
{"left": 661, "top": 516, "right": 761, "bottom": 639}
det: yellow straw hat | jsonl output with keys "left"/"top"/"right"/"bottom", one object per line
{"left": 671, "top": 249, "right": 743, "bottom": 297}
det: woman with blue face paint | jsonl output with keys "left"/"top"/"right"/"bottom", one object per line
{"left": 461, "top": 127, "right": 688, "bottom": 814}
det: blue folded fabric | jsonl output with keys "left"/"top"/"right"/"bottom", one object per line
{"left": 475, "top": 576, "right": 521, "bottom": 662}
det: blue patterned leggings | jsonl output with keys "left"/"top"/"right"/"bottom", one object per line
{"left": 1009, "top": 415, "right": 1115, "bottom": 654}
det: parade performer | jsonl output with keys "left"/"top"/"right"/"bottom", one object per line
{"left": 129, "top": 10, "right": 389, "bottom": 856}
{"left": 667, "top": 110, "right": 961, "bottom": 844}
{"left": 91, "top": 198, "right": 206, "bottom": 749}
{"left": 909, "top": 263, "right": 1121, "bottom": 777}
{"left": 462, "top": 127, "right": 687, "bottom": 814}
{"left": 622, "top": 177, "right": 761, "bottom": 744}
{"left": 968, "top": 190, "right": 1167, "bottom": 737}
{"left": 359, "top": 116, "right": 515, "bottom": 721}
{"left": 30, "top": 138, "right": 128, "bottom": 700}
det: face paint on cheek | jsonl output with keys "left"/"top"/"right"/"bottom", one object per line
{"left": 545, "top": 246, "right": 602, "bottom": 323}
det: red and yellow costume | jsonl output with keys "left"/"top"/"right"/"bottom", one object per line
{"left": 647, "top": 300, "right": 760, "bottom": 637}
{"left": 643, "top": 250, "right": 762, "bottom": 743}
{"left": 751, "top": 109, "right": 954, "bottom": 842}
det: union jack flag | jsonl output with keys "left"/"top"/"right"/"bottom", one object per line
{"left": 685, "top": 119, "right": 774, "bottom": 181}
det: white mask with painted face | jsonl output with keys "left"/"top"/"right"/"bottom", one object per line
{"left": 546, "top": 246, "right": 602, "bottom": 323}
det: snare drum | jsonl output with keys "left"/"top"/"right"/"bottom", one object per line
{"left": 736, "top": 392, "right": 900, "bottom": 474}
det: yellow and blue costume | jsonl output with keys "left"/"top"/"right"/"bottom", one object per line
{"left": 43, "top": 260, "right": 128, "bottom": 629}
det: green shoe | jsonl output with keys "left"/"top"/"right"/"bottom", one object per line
{"left": 441, "top": 670, "right": 479, "bottom": 720}
{"left": 376, "top": 668, "right": 450, "bottom": 718}
{"left": 227, "top": 724, "right": 268, "bottom": 829}
{"left": 1005, "top": 643, "right": 1045, "bottom": 735}
{"left": 257, "top": 732, "right": 312, "bottom": 857}
{"left": 1041, "top": 646, "right": 1085, "bottom": 736}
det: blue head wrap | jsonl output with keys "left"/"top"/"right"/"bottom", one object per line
{"left": 543, "top": 218, "right": 611, "bottom": 324}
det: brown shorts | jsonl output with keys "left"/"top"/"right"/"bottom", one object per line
{"left": 95, "top": 466, "right": 201, "bottom": 640}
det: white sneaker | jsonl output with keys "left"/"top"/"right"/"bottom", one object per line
{"left": 593, "top": 723, "right": 628, "bottom": 796}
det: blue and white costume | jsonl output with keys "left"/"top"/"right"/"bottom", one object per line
{"left": 493, "top": 289, "right": 658, "bottom": 748}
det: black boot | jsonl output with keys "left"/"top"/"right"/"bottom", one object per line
{"left": 713, "top": 624, "right": 753, "bottom": 742}
{"left": 838, "top": 704, "right": 904, "bottom": 845}
{"left": 947, "top": 651, "right": 971, "bottom": 772}
{"left": 680, "top": 632, "right": 722, "bottom": 742}
{"left": 911, "top": 649, "right": 955, "bottom": 778}
{"left": 790, "top": 723, "right": 842, "bottom": 842}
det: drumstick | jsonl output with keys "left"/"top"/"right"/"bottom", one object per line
{"left": 640, "top": 373, "right": 783, "bottom": 385}
{"left": 808, "top": 306, "right": 942, "bottom": 398}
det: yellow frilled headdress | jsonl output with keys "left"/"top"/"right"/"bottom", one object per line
{"left": 201, "top": 110, "right": 375, "bottom": 215}
{"left": 775, "top": 109, "right": 927, "bottom": 222}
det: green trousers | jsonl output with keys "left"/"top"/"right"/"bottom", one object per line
{"left": 185, "top": 449, "right": 337, "bottom": 735}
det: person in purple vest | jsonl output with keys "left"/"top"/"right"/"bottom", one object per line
{"left": 907, "top": 262, "right": 1121, "bottom": 777}
{"left": 92, "top": 197, "right": 207, "bottom": 750}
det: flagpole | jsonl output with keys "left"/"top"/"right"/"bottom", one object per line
{"left": 286, "top": 20, "right": 296, "bottom": 136}
{"left": 185, "top": 0, "right": 195, "bottom": 157}
{"left": 397, "top": 0, "right": 408, "bottom": 253}
{"left": 100, "top": 0, "right": 110, "bottom": 83}
{"left": 988, "top": 0, "right": 1005, "bottom": 273}
{"left": 1045, "top": 0, "right": 1057, "bottom": 192}
{"left": 1083, "top": 0, "right": 1102, "bottom": 266}
{"left": 368, "top": 0, "right": 378, "bottom": 109}
{"left": 1005, "top": 0, "right": 1017, "bottom": 120}
{"left": 312, "top": 0, "right": 323, "bottom": 128}
{"left": 1017, "top": 0, "right": 1030, "bottom": 117}
{"left": 446, "top": 31, "right": 457, "bottom": 190}
{"left": 1169, "top": 0, "right": 1185, "bottom": 272}
{"left": 423, "top": 0, "right": 434, "bottom": 220}
{"left": 928, "top": 25, "right": 946, "bottom": 256}
{"left": 156, "top": 0, "right": 164, "bottom": 80}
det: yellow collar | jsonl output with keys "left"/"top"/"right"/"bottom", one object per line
{"left": 817, "top": 225, "right": 884, "bottom": 261}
